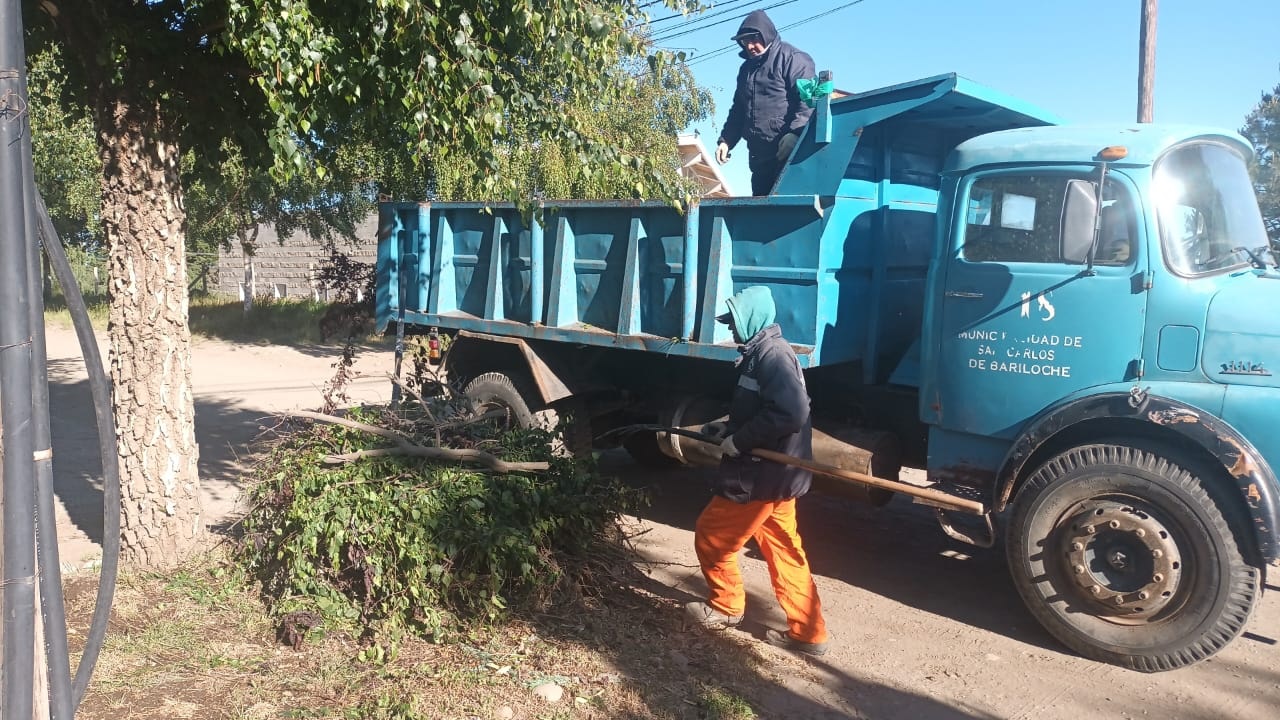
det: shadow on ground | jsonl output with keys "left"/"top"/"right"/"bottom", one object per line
{"left": 526, "top": 541, "right": 1001, "bottom": 720}
{"left": 48, "top": 356, "right": 271, "bottom": 546}
{"left": 579, "top": 449, "right": 1280, "bottom": 719}
{"left": 598, "top": 449, "right": 1058, "bottom": 654}
{"left": 190, "top": 332, "right": 396, "bottom": 361}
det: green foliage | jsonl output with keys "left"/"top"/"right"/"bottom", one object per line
{"left": 1242, "top": 81, "right": 1280, "bottom": 242}
{"left": 436, "top": 59, "right": 713, "bottom": 201}
{"left": 697, "top": 683, "right": 757, "bottom": 720}
{"left": 225, "top": 1, "right": 703, "bottom": 206}
{"left": 346, "top": 690, "right": 419, "bottom": 720}
{"left": 239, "top": 408, "right": 636, "bottom": 647}
{"left": 44, "top": 244, "right": 108, "bottom": 304}
{"left": 26, "top": 46, "right": 103, "bottom": 248}
{"left": 184, "top": 128, "right": 433, "bottom": 259}
{"left": 31, "top": 2, "right": 712, "bottom": 265}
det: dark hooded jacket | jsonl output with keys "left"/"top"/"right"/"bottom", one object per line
{"left": 716, "top": 286, "right": 814, "bottom": 504}
{"left": 717, "top": 10, "right": 816, "bottom": 151}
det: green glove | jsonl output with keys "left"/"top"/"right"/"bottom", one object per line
{"left": 796, "top": 77, "right": 835, "bottom": 108}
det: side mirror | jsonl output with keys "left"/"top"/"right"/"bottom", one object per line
{"left": 1060, "top": 179, "right": 1098, "bottom": 265}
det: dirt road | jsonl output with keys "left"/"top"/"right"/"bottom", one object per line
{"left": 45, "top": 324, "right": 1280, "bottom": 719}
{"left": 46, "top": 324, "right": 399, "bottom": 569}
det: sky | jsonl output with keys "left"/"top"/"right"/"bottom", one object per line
{"left": 652, "top": 0, "right": 1280, "bottom": 196}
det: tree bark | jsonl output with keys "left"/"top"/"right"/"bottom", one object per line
{"left": 95, "top": 95, "right": 204, "bottom": 568}
{"left": 239, "top": 224, "right": 255, "bottom": 314}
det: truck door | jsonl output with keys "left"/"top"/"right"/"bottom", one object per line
{"left": 934, "top": 169, "right": 1147, "bottom": 442}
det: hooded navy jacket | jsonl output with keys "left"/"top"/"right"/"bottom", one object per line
{"left": 717, "top": 286, "right": 814, "bottom": 503}
{"left": 717, "top": 10, "right": 816, "bottom": 151}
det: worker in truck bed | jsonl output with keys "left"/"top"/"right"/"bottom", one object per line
{"left": 715, "top": 9, "right": 816, "bottom": 196}
{"left": 685, "top": 285, "right": 830, "bottom": 656}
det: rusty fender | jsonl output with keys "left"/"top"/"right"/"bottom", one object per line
{"left": 996, "top": 391, "right": 1280, "bottom": 564}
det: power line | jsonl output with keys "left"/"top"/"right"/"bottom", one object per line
{"left": 653, "top": 0, "right": 806, "bottom": 43}
{"left": 682, "top": 0, "right": 870, "bottom": 67}
{"left": 646, "top": 0, "right": 757, "bottom": 27}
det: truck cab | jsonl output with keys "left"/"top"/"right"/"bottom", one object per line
{"left": 923, "top": 125, "right": 1278, "bottom": 671}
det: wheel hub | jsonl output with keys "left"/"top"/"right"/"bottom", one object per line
{"left": 1061, "top": 501, "right": 1182, "bottom": 619}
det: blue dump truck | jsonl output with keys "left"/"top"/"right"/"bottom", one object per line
{"left": 375, "top": 73, "right": 1279, "bottom": 672}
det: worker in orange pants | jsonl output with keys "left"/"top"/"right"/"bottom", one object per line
{"left": 693, "top": 495, "right": 827, "bottom": 649}
{"left": 685, "top": 286, "right": 829, "bottom": 655}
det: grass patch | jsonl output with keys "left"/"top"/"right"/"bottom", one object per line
{"left": 697, "top": 684, "right": 758, "bottom": 720}
{"left": 44, "top": 295, "right": 110, "bottom": 330}
{"left": 188, "top": 296, "right": 333, "bottom": 344}
{"left": 44, "top": 294, "right": 384, "bottom": 347}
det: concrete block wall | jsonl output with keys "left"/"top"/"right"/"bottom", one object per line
{"left": 215, "top": 213, "right": 379, "bottom": 301}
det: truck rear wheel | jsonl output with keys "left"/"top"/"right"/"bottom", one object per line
{"left": 462, "top": 372, "right": 591, "bottom": 457}
{"left": 464, "top": 372, "right": 537, "bottom": 429}
{"left": 1006, "top": 443, "right": 1258, "bottom": 672}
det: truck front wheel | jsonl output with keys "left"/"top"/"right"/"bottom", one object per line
{"left": 1007, "top": 443, "right": 1259, "bottom": 672}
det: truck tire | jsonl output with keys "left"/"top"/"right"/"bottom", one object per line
{"left": 1007, "top": 443, "right": 1259, "bottom": 672}
{"left": 462, "top": 372, "right": 592, "bottom": 457}
{"left": 464, "top": 372, "right": 537, "bottom": 429}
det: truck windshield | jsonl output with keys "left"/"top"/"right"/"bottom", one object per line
{"left": 1153, "top": 142, "right": 1268, "bottom": 276}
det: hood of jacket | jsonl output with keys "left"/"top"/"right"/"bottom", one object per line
{"left": 725, "top": 285, "right": 776, "bottom": 342}
{"left": 733, "top": 10, "right": 779, "bottom": 59}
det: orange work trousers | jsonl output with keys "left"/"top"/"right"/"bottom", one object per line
{"left": 694, "top": 495, "right": 828, "bottom": 644}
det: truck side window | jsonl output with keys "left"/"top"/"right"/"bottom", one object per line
{"left": 962, "top": 173, "right": 1135, "bottom": 266}
{"left": 1096, "top": 198, "right": 1134, "bottom": 265}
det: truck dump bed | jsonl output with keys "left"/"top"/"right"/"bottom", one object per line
{"left": 376, "top": 74, "right": 1058, "bottom": 382}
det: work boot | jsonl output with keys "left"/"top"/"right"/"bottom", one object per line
{"left": 684, "top": 601, "right": 743, "bottom": 630}
{"left": 764, "top": 628, "right": 829, "bottom": 656}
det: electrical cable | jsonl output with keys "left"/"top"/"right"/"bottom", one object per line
{"left": 36, "top": 192, "right": 123, "bottom": 710}
{"left": 681, "top": 0, "right": 869, "bottom": 67}
{"left": 24, "top": 130, "right": 75, "bottom": 719}
{"left": 645, "top": 0, "right": 756, "bottom": 27}
{"left": 653, "top": 0, "right": 805, "bottom": 42}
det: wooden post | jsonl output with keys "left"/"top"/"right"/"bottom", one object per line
{"left": 33, "top": 567, "right": 48, "bottom": 720}
{"left": 1137, "top": 0, "right": 1158, "bottom": 122}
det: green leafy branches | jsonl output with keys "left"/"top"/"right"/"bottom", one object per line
{"left": 225, "top": 1, "right": 704, "bottom": 205}
{"left": 434, "top": 35, "right": 714, "bottom": 202}
{"left": 239, "top": 407, "right": 638, "bottom": 648}
{"left": 1242, "top": 82, "right": 1280, "bottom": 242}
{"left": 27, "top": 46, "right": 103, "bottom": 248}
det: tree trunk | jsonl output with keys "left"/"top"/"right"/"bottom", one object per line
{"left": 239, "top": 222, "right": 260, "bottom": 314}
{"left": 95, "top": 95, "right": 204, "bottom": 568}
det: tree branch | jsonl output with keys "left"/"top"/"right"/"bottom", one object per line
{"left": 291, "top": 409, "right": 411, "bottom": 444}
{"left": 385, "top": 373, "right": 434, "bottom": 418}
{"left": 288, "top": 410, "right": 549, "bottom": 473}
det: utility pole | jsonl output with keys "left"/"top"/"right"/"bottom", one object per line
{"left": 1137, "top": 0, "right": 1158, "bottom": 122}
{"left": 0, "top": 0, "right": 39, "bottom": 718}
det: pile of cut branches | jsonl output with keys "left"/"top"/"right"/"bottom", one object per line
{"left": 238, "top": 389, "right": 637, "bottom": 651}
